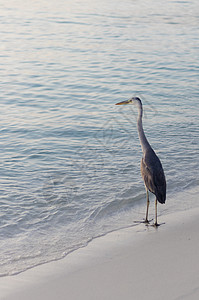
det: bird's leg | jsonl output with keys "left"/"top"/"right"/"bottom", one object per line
{"left": 145, "top": 189, "right": 150, "bottom": 223}
{"left": 154, "top": 198, "right": 159, "bottom": 227}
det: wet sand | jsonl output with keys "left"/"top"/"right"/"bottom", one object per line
{"left": 1, "top": 207, "right": 199, "bottom": 300}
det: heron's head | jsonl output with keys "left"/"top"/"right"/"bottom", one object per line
{"left": 115, "top": 97, "right": 142, "bottom": 107}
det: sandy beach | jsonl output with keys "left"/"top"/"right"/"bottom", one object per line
{"left": 1, "top": 206, "right": 199, "bottom": 300}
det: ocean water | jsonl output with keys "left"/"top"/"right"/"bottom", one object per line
{"left": 0, "top": 0, "right": 198, "bottom": 276}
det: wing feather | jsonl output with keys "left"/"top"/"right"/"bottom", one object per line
{"left": 141, "top": 148, "right": 166, "bottom": 204}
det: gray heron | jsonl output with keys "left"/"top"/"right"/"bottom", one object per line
{"left": 115, "top": 97, "right": 166, "bottom": 226}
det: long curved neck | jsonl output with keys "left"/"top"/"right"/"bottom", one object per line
{"left": 137, "top": 103, "right": 151, "bottom": 154}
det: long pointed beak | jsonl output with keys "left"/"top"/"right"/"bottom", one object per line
{"left": 115, "top": 99, "right": 131, "bottom": 105}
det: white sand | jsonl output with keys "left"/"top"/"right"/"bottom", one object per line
{"left": 1, "top": 207, "right": 199, "bottom": 300}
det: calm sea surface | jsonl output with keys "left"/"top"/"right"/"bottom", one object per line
{"left": 0, "top": 0, "right": 198, "bottom": 276}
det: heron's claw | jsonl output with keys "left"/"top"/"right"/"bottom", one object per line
{"left": 144, "top": 219, "right": 150, "bottom": 224}
{"left": 153, "top": 222, "right": 160, "bottom": 227}
{"left": 152, "top": 222, "right": 165, "bottom": 228}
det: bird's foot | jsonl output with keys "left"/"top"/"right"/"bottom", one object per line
{"left": 153, "top": 222, "right": 160, "bottom": 228}
{"left": 144, "top": 219, "right": 150, "bottom": 224}
{"left": 151, "top": 222, "right": 165, "bottom": 228}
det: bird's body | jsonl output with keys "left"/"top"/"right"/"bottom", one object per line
{"left": 116, "top": 97, "right": 166, "bottom": 226}
{"left": 141, "top": 148, "right": 166, "bottom": 204}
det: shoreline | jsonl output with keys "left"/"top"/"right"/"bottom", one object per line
{"left": 1, "top": 206, "right": 199, "bottom": 300}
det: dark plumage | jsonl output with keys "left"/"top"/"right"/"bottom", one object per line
{"left": 141, "top": 148, "right": 166, "bottom": 204}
